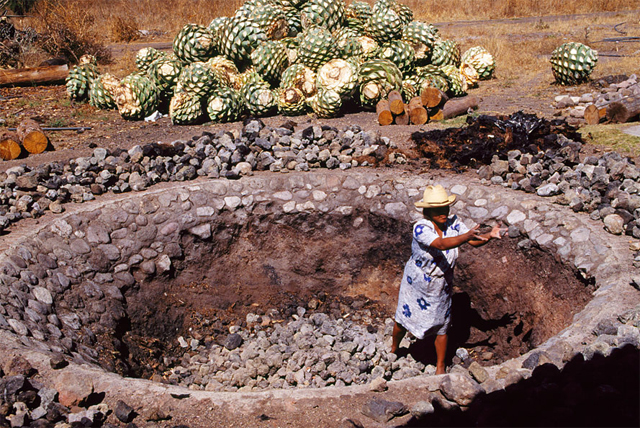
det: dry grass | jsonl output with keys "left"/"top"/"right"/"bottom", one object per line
{"left": 404, "top": 0, "right": 640, "bottom": 22}
{"left": 28, "top": 0, "right": 112, "bottom": 63}
{"left": 438, "top": 11, "right": 640, "bottom": 83}
{"left": 34, "top": 0, "right": 244, "bottom": 38}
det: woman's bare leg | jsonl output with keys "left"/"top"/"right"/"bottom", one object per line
{"left": 391, "top": 321, "right": 406, "bottom": 353}
{"left": 434, "top": 334, "right": 448, "bottom": 374}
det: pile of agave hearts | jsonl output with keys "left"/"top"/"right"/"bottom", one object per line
{"left": 66, "top": 0, "right": 500, "bottom": 125}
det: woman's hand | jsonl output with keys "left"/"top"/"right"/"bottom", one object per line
{"left": 467, "top": 222, "right": 507, "bottom": 247}
{"left": 465, "top": 224, "right": 487, "bottom": 242}
{"left": 489, "top": 223, "right": 507, "bottom": 239}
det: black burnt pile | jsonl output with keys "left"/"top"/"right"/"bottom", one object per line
{"left": 412, "top": 112, "right": 583, "bottom": 170}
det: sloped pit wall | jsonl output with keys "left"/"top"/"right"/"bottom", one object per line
{"left": 0, "top": 170, "right": 636, "bottom": 377}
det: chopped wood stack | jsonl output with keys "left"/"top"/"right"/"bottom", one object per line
{"left": 0, "top": 119, "right": 49, "bottom": 160}
{"left": 554, "top": 74, "right": 640, "bottom": 125}
{"left": 377, "top": 89, "right": 479, "bottom": 126}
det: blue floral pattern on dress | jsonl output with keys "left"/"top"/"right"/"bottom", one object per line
{"left": 402, "top": 304, "right": 412, "bottom": 318}
{"left": 395, "top": 215, "right": 470, "bottom": 339}
{"left": 417, "top": 298, "right": 431, "bottom": 310}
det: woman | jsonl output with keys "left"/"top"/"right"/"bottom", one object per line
{"left": 391, "top": 184, "right": 505, "bottom": 375}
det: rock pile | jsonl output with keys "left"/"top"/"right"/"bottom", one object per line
{"left": 0, "top": 120, "right": 399, "bottom": 234}
{"left": 477, "top": 136, "right": 640, "bottom": 239}
{"left": 166, "top": 311, "right": 429, "bottom": 392}
{"left": 163, "top": 303, "right": 640, "bottom": 394}
{"left": 0, "top": 354, "right": 136, "bottom": 427}
{"left": 554, "top": 74, "right": 639, "bottom": 125}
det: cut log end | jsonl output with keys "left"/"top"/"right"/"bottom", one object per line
{"left": 0, "top": 132, "right": 23, "bottom": 161}
{"left": 408, "top": 97, "right": 428, "bottom": 125}
{"left": 23, "top": 131, "right": 49, "bottom": 154}
{"left": 395, "top": 107, "right": 410, "bottom": 126}
{"left": 388, "top": 90, "right": 404, "bottom": 115}
{"left": 584, "top": 104, "right": 606, "bottom": 125}
{"left": 421, "top": 87, "right": 448, "bottom": 109}
{"left": 376, "top": 99, "right": 393, "bottom": 126}
{"left": 17, "top": 119, "right": 49, "bottom": 154}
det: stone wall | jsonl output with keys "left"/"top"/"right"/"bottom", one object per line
{"left": 0, "top": 170, "right": 636, "bottom": 366}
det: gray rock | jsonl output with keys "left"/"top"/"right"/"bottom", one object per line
{"left": 594, "top": 318, "right": 619, "bottom": 336}
{"left": 468, "top": 361, "right": 489, "bottom": 383}
{"left": 603, "top": 214, "right": 624, "bottom": 235}
{"left": 537, "top": 183, "right": 559, "bottom": 196}
{"left": 361, "top": 398, "right": 408, "bottom": 423}
{"left": 440, "top": 373, "right": 483, "bottom": 406}
{"left": 339, "top": 418, "right": 364, "bottom": 428}
{"left": 522, "top": 351, "right": 554, "bottom": 370}
{"left": 410, "top": 400, "right": 435, "bottom": 418}
{"left": 115, "top": 400, "right": 135, "bottom": 423}
{"left": 224, "top": 333, "right": 243, "bottom": 350}
{"left": 369, "top": 377, "right": 387, "bottom": 392}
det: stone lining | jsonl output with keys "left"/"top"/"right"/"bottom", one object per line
{"left": 0, "top": 169, "right": 637, "bottom": 425}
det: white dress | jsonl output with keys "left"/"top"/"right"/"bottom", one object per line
{"left": 394, "top": 215, "right": 469, "bottom": 339}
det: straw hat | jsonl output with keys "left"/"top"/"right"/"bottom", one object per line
{"left": 414, "top": 185, "right": 456, "bottom": 208}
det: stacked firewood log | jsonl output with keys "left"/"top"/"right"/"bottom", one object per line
{"left": 554, "top": 74, "right": 640, "bottom": 126}
{"left": 0, "top": 119, "right": 49, "bottom": 160}
{"left": 376, "top": 88, "right": 478, "bottom": 126}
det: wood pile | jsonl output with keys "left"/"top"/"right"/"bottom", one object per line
{"left": 554, "top": 74, "right": 640, "bottom": 125}
{"left": 376, "top": 88, "right": 478, "bottom": 126}
{"left": 0, "top": 119, "right": 49, "bottom": 160}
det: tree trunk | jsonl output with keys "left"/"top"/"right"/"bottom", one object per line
{"left": 421, "top": 87, "right": 448, "bottom": 108}
{"left": 606, "top": 97, "right": 640, "bottom": 123}
{"left": 0, "top": 131, "right": 23, "bottom": 160}
{"left": 584, "top": 104, "right": 606, "bottom": 125}
{"left": 408, "top": 96, "right": 428, "bottom": 125}
{"left": 388, "top": 90, "right": 404, "bottom": 115}
{"left": 442, "top": 95, "right": 479, "bottom": 119}
{"left": 0, "top": 64, "right": 69, "bottom": 87}
{"left": 376, "top": 99, "right": 393, "bottom": 126}
{"left": 17, "top": 119, "right": 49, "bottom": 154}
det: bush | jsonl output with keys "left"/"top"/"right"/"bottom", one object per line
{"left": 3, "top": 0, "right": 39, "bottom": 15}
{"left": 109, "top": 16, "right": 139, "bottom": 43}
{"left": 31, "top": 0, "right": 111, "bottom": 64}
